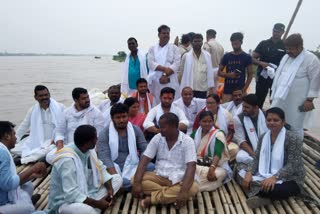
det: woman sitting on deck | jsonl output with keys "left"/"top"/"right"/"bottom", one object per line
{"left": 124, "top": 97, "right": 146, "bottom": 132}
{"left": 238, "top": 107, "right": 305, "bottom": 208}
{"left": 194, "top": 111, "right": 232, "bottom": 192}
{"left": 193, "top": 94, "right": 239, "bottom": 160}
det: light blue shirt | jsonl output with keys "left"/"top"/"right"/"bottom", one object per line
{"left": 47, "top": 143, "right": 112, "bottom": 213}
{"left": 0, "top": 146, "right": 20, "bottom": 206}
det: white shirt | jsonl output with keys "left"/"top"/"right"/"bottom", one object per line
{"left": 143, "top": 104, "right": 189, "bottom": 130}
{"left": 16, "top": 103, "right": 65, "bottom": 141}
{"left": 221, "top": 101, "right": 243, "bottom": 117}
{"left": 173, "top": 98, "right": 206, "bottom": 134}
{"left": 55, "top": 105, "right": 104, "bottom": 144}
{"left": 143, "top": 132, "right": 196, "bottom": 184}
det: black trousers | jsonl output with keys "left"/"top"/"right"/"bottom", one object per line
{"left": 193, "top": 90, "right": 207, "bottom": 99}
{"left": 255, "top": 75, "right": 273, "bottom": 109}
{"left": 259, "top": 181, "right": 300, "bottom": 200}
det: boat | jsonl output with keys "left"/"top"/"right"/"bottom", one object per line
{"left": 94, "top": 56, "right": 101, "bottom": 59}
{"left": 18, "top": 131, "right": 320, "bottom": 213}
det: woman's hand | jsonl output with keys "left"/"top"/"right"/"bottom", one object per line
{"left": 261, "top": 176, "right": 276, "bottom": 192}
{"left": 207, "top": 166, "right": 217, "bottom": 181}
{"left": 242, "top": 172, "right": 252, "bottom": 190}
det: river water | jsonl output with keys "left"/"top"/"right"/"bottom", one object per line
{"left": 0, "top": 56, "right": 319, "bottom": 138}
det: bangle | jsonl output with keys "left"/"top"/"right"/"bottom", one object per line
{"left": 210, "top": 164, "right": 216, "bottom": 169}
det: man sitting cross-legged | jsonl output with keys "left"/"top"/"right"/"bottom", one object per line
{"left": 0, "top": 121, "right": 47, "bottom": 214}
{"left": 132, "top": 113, "right": 198, "bottom": 211}
{"left": 47, "top": 125, "right": 122, "bottom": 214}
{"left": 97, "top": 103, "right": 152, "bottom": 192}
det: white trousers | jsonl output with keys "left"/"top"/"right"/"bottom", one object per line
{"left": 0, "top": 182, "right": 35, "bottom": 214}
{"left": 11, "top": 140, "right": 55, "bottom": 164}
{"left": 236, "top": 150, "right": 254, "bottom": 164}
{"left": 58, "top": 174, "right": 123, "bottom": 214}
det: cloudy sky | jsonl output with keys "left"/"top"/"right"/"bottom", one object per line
{"left": 1, "top": 0, "right": 319, "bottom": 54}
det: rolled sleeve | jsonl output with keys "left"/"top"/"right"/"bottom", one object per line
{"left": 0, "top": 151, "right": 20, "bottom": 192}
{"left": 176, "top": 108, "right": 189, "bottom": 127}
{"left": 54, "top": 111, "right": 67, "bottom": 142}
{"left": 143, "top": 108, "right": 157, "bottom": 129}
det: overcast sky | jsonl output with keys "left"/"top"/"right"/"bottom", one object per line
{"left": 1, "top": 0, "right": 319, "bottom": 54}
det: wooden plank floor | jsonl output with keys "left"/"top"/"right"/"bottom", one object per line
{"left": 16, "top": 133, "right": 320, "bottom": 213}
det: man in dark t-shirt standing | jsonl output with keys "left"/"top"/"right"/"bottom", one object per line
{"left": 218, "top": 32, "right": 253, "bottom": 103}
{"left": 252, "top": 23, "right": 286, "bottom": 108}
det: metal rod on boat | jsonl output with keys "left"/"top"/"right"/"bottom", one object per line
{"left": 283, "top": 0, "right": 303, "bottom": 40}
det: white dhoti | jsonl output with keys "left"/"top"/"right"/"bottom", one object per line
{"left": 0, "top": 182, "right": 35, "bottom": 214}
{"left": 236, "top": 150, "right": 254, "bottom": 164}
{"left": 11, "top": 138, "right": 55, "bottom": 164}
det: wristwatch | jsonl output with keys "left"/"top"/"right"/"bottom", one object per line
{"left": 163, "top": 73, "right": 167, "bottom": 76}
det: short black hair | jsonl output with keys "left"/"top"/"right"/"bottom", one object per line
{"left": 206, "top": 29, "right": 217, "bottom": 38}
{"left": 199, "top": 111, "right": 214, "bottom": 121}
{"left": 284, "top": 33, "right": 303, "bottom": 48}
{"left": 242, "top": 94, "right": 259, "bottom": 106}
{"left": 160, "top": 87, "right": 175, "bottom": 97}
{"left": 232, "top": 87, "right": 244, "bottom": 94}
{"left": 207, "top": 93, "right": 220, "bottom": 104}
{"left": 108, "top": 85, "right": 121, "bottom": 92}
{"left": 159, "top": 112, "right": 179, "bottom": 128}
{"left": 127, "top": 37, "right": 138, "bottom": 44}
{"left": 0, "top": 121, "right": 15, "bottom": 140}
{"left": 110, "top": 103, "right": 129, "bottom": 118}
{"left": 136, "top": 78, "right": 148, "bottom": 87}
{"left": 158, "top": 25, "right": 170, "bottom": 33}
{"left": 74, "top": 125, "right": 97, "bottom": 147}
{"left": 230, "top": 32, "right": 244, "bottom": 42}
{"left": 34, "top": 85, "right": 49, "bottom": 96}
{"left": 192, "top": 33, "right": 203, "bottom": 41}
{"left": 181, "top": 34, "right": 191, "bottom": 45}
{"left": 72, "top": 87, "right": 88, "bottom": 100}
{"left": 187, "top": 32, "right": 195, "bottom": 41}
{"left": 266, "top": 107, "right": 285, "bottom": 121}
{"left": 124, "top": 97, "right": 139, "bottom": 108}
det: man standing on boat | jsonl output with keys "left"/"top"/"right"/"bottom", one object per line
{"left": 148, "top": 25, "right": 181, "bottom": 105}
{"left": 121, "top": 37, "right": 148, "bottom": 97}
{"left": 54, "top": 87, "right": 104, "bottom": 150}
{"left": 180, "top": 33, "right": 216, "bottom": 98}
{"left": 271, "top": 33, "right": 320, "bottom": 139}
{"left": 252, "top": 23, "right": 286, "bottom": 109}
{"left": 218, "top": 32, "right": 253, "bottom": 103}
{"left": 11, "top": 85, "right": 64, "bottom": 164}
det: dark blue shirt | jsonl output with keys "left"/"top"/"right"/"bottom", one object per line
{"left": 220, "top": 52, "right": 252, "bottom": 94}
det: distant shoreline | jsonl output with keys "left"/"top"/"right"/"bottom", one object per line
{"left": 0, "top": 53, "right": 110, "bottom": 57}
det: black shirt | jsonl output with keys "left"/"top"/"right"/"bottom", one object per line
{"left": 254, "top": 38, "right": 286, "bottom": 73}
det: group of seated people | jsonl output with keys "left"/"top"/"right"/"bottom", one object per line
{"left": 0, "top": 80, "right": 306, "bottom": 213}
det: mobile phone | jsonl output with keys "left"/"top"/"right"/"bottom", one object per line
{"left": 235, "top": 69, "right": 242, "bottom": 74}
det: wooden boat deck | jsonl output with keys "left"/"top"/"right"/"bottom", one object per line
{"left": 17, "top": 132, "right": 320, "bottom": 213}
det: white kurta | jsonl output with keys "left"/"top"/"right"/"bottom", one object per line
{"left": 271, "top": 50, "right": 320, "bottom": 138}
{"left": 173, "top": 98, "right": 206, "bottom": 134}
{"left": 55, "top": 105, "right": 105, "bottom": 144}
{"left": 148, "top": 43, "right": 181, "bottom": 105}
